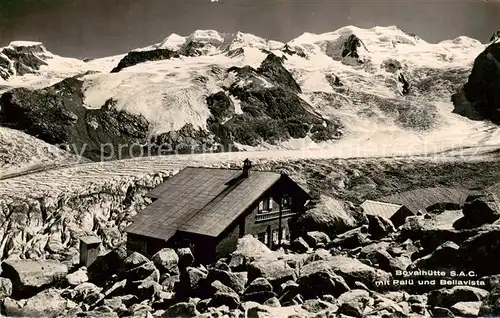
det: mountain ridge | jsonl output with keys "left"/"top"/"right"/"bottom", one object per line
{"left": 0, "top": 25, "right": 498, "bottom": 171}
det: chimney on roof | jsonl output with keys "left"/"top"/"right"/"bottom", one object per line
{"left": 242, "top": 158, "right": 252, "bottom": 178}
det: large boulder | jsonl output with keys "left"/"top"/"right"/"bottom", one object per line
{"left": 371, "top": 293, "right": 410, "bottom": 317}
{"left": 291, "top": 237, "right": 310, "bottom": 253}
{"left": 408, "top": 241, "right": 461, "bottom": 272}
{"left": 1, "top": 260, "right": 68, "bottom": 297}
{"left": 3, "top": 290, "right": 73, "bottom": 317}
{"left": 292, "top": 196, "right": 362, "bottom": 239}
{"left": 297, "top": 260, "right": 350, "bottom": 299}
{"left": 359, "top": 246, "right": 409, "bottom": 274}
{"left": 125, "top": 261, "right": 159, "bottom": 283}
{"left": 367, "top": 214, "right": 395, "bottom": 239}
{"left": 128, "top": 277, "right": 162, "bottom": 302}
{"left": 458, "top": 228, "right": 500, "bottom": 276}
{"left": 479, "top": 285, "right": 500, "bottom": 316}
{"left": 209, "top": 280, "right": 241, "bottom": 309}
{"left": 399, "top": 212, "right": 485, "bottom": 253}
{"left": 336, "top": 289, "right": 373, "bottom": 318}
{"left": 229, "top": 235, "right": 280, "bottom": 269}
{"left": 66, "top": 268, "right": 89, "bottom": 286}
{"left": 459, "top": 193, "right": 500, "bottom": 228}
{"left": 452, "top": 42, "right": 500, "bottom": 123}
{"left": 328, "top": 226, "right": 371, "bottom": 250}
{"left": 88, "top": 245, "right": 128, "bottom": 283}
{"left": 123, "top": 252, "right": 150, "bottom": 272}
{"left": 177, "top": 266, "right": 208, "bottom": 298}
{"left": 206, "top": 269, "right": 248, "bottom": 295}
{"left": 152, "top": 248, "right": 179, "bottom": 275}
{"left": 247, "top": 259, "right": 296, "bottom": 289}
{"left": 243, "top": 278, "right": 277, "bottom": 303}
{"left": 163, "top": 302, "right": 200, "bottom": 318}
{"left": 65, "top": 282, "right": 102, "bottom": 303}
{"left": 451, "top": 301, "right": 481, "bottom": 317}
{"left": 177, "top": 248, "right": 195, "bottom": 268}
{"left": 327, "top": 256, "right": 392, "bottom": 290}
{"left": 304, "top": 231, "right": 331, "bottom": 248}
{"left": 301, "top": 298, "right": 336, "bottom": 314}
{"left": 428, "top": 286, "right": 489, "bottom": 308}
{"left": 245, "top": 277, "right": 273, "bottom": 294}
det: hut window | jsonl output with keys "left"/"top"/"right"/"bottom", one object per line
{"left": 272, "top": 229, "right": 279, "bottom": 245}
{"left": 281, "top": 195, "right": 292, "bottom": 209}
{"left": 282, "top": 228, "right": 288, "bottom": 240}
{"left": 257, "top": 232, "right": 269, "bottom": 244}
{"left": 258, "top": 197, "right": 273, "bottom": 212}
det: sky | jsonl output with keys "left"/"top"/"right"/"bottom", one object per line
{"left": 0, "top": 0, "right": 499, "bottom": 58}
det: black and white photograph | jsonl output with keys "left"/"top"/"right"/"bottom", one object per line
{"left": 0, "top": 0, "right": 500, "bottom": 317}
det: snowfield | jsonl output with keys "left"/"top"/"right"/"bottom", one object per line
{"left": 0, "top": 25, "right": 499, "bottom": 198}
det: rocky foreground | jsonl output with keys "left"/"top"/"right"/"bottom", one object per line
{"left": 0, "top": 190, "right": 500, "bottom": 317}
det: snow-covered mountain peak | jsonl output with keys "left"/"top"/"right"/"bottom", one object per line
{"left": 186, "top": 29, "right": 227, "bottom": 44}
{"left": 1, "top": 24, "right": 499, "bottom": 175}
{"left": 225, "top": 31, "right": 284, "bottom": 51}
{"left": 157, "top": 33, "right": 187, "bottom": 50}
{"left": 8, "top": 40, "right": 46, "bottom": 50}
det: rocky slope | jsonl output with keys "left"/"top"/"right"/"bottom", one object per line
{"left": 0, "top": 126, "right": 84, "bottom": 178}
{"left": 1, "top": 191, "right": 500, "bottom": 317}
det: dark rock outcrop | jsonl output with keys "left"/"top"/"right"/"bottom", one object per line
{"left": 452, "top": 42, "right": 500, "bottom": 123}
{"left": 208, "top": 280, "right": 241, "bottom": 309}
{"left": 408, "top": 241, "right": 461, "bottom": 272}
{"left": 428, "top": 286, "right": 488, "bottom": 309}
{"left": 281, "top": 44, "right": 307, "bottom": 59}
{"left": 297, "top": 260, "right": 350, "bottom": 299}
{"left": 458, "top": 228, "right": 500, "bottom": 276}
{"left": 367, "top": 214, "right": 395, "bottom": 239}
{"left": 490, "top": 31, "right": 500, "bottom": 43}
{"left": 213, "top": 53, "right": 341, "bottom": 147}
{"left": 459, "top": 192, "right": 500, "bottom": 228}
{"left": 341, "top": 35, "right": 366, "bottom": 60}
{"left": 479, "top": 285, "right": 500, "bottom": 316}
{"left": 111, "top": 49, "right": 179, "bottom": 73}
{"left": 0, "top": 78, "right": 150, "bottom": 161}
{"left": 291, "top": 237, "right": 310, "bottom": 253}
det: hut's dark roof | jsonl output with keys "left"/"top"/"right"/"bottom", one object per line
{"left": 125, "top": 167, "right": 283, "bottom": 240}
{"left": 360, "top": 200, "right": 404, "bottom": 219}
{"left": 378, "top": 187, "right": 469, "bottom": 214}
